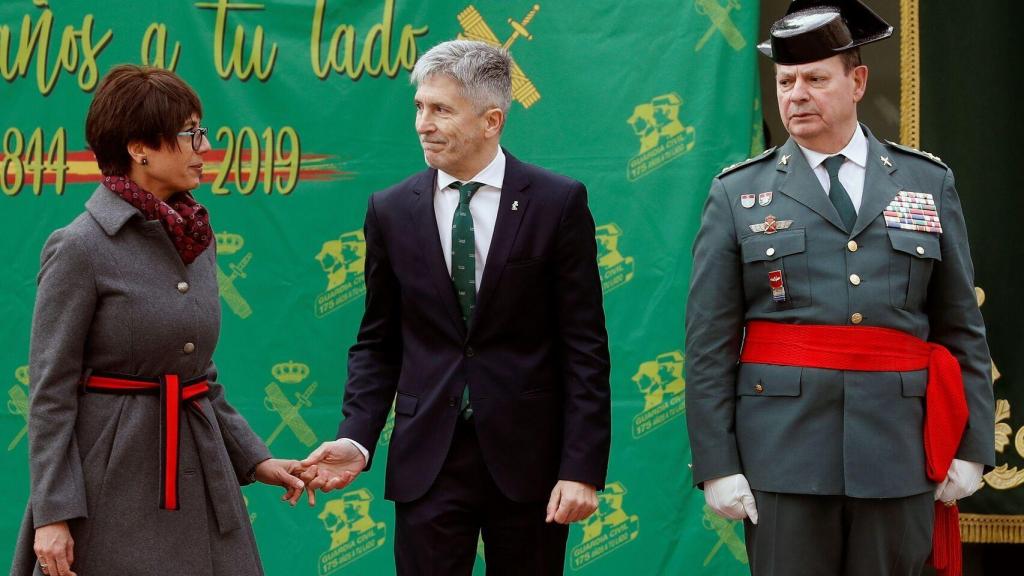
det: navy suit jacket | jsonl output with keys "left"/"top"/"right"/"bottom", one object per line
{"left": 337, "top": 150, "right": 611, "bottom": 503}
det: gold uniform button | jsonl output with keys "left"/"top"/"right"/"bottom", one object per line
{"left": 766, "top": 247, "right": 776, "bottom": 257}
{"left": 849, "top": 274, "right": 861, "bottom": 286}
{"left": 847, "top": 240, "right": 859, "bottom": 252}
{"left": 754, "top": 383, "right": 764, "bottom": 393}
{"left": 177, "top": 281, "right": 189, "bottom": 294}
{"left": 183, "top": 342, "right": 196, "bottom": 354}
{"left": 851, "top": 313, "right": 864, "bottom": 324}
{"left": 916, "top": 246, "right": 925, "bottom": 256}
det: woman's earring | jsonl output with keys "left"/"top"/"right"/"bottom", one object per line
{"left": 141, "top": 158, "right": 148, "bottom": 166}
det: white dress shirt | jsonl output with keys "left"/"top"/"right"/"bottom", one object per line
{"left": 797, "top": 124, "right": 868, "bottom": 213}
{"left": 433, "top": 149, "right": 505, "bottom": 289}
{"left": 341, "top": 149, "right": 506, "bottom": 467}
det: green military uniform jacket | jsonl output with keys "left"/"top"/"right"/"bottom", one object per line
{"left": 685, "top": 125, "right": 994, "bottom": 498}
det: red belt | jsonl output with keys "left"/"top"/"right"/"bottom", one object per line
{"left": 740, "top": 320, "right": 969, "bottom": 576}
{"left": 84, "top": 372, "right": 210, "bottom": 511}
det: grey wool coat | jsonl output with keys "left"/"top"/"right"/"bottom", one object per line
{"left": 685, "top": 125, "right": 994, "bottom": 498}
{"left": 11, "top": 186, "right": 273, "bottom": 576}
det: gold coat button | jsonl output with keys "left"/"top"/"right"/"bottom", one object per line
{"left": 766, "top": 247, "right": 776, "bottom": 257}
{"left": 847, "top": 240, "right": 859, "bottom": 252}
{"left": 851, "top": 313, "right": 864, "bottom": 324}
{"left": 849, "top": 274, "right": 861, "bottom": 286}
{"left": 183, "top": 342, "right": 196, "bottom": 354}
{"left": 916, "top": 246, "right": 925, "bottom": 256}
{"left": 754, "top": 383, "right": 764, "bottom": 393}
{"left": 177, "top": 281, "right": 189, "bottom": 294}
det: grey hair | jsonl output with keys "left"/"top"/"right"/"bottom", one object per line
{"left": 411, "top": 40, "right": 512, "bottom": 114}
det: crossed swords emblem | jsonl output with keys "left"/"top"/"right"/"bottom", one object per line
{"left": 7, "top": 365, "right": 29, "bottom": 451}
{"left": 265, "top": 379, "right": 318, "bottom": 447}
{"left": 215, "top": 232, "right": 252, "bottom": 319}
{"left": 694, "top": 0, "right": 746, "bottom": 52}
{"left": 457, "top": 4, "right": 542, "bottom": 108}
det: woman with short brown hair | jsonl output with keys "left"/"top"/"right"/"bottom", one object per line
{"left": 11, "top": 64, "right": 306, "bottom": 576}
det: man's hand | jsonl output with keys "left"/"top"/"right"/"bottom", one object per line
{"left": 34, "top": 521, "right": 76, "bottom": 576}
{"left": 546, "top": 480, "right": 598, "bottom": 524}
{"left": 704, "top": 473, "right": 758, "bottom": 525}
{"left": 298, "top": 440, "right": 366, "bottom": 504}
{"left": 254, "top": 458, "right": 308, "bottom": 506}
{"left": 935, "top": 459, "right": 985, "bottom": 504}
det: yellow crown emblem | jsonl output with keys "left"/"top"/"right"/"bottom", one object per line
{"left": 14, "top": 365, "right": 29, "bottom": 386}
{"left": 271, "top": 361, "right": 310, "bottom": 384}
{"left": 216, "top": 232, "right": 245, "bottom": 255}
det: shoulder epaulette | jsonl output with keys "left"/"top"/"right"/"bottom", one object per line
{"left": 717, "top": 147, "right": 777, "bottom": 177}
{"left": 885, "top": 140, "right": 947, "bottom": 168}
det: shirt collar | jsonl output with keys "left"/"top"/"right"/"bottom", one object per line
{"left": 798, "top": 124, "right": 868, "bottom": 170}
{"left": 436, "top": 148, "right": 505, "bottom": 192}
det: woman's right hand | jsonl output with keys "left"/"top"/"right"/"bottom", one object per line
{"left": 33, "top": 521, "right": 76, "bottom": 576}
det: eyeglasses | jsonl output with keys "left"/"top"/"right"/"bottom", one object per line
{"left": 176, "top": 126, "right": 209, "bottom": 151}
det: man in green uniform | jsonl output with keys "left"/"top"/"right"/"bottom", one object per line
{"left": 685, "top": 1, "right": 994, "bottom": 574}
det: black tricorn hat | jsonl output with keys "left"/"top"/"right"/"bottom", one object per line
{"left": 758, "top": 0, "right": 893, "bottom": 64}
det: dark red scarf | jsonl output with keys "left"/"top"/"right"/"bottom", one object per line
{"left": 103, "top": 176, "right": 212, "bottom": 265}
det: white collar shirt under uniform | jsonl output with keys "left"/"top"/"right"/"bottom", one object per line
{"left": 434, "top": 148, "right": 505, "bottom": 291}
{"left": 798, "top": 124, "right": 868, "bottom": 213}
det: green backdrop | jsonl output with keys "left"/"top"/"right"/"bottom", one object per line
{"left": 1, "top": 1, "right": 762, "bottom": 573}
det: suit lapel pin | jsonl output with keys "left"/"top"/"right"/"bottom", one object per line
{"left": 511, "top": 200, "right": 519, "bottom": 211}
{"left": 778, "top": 154, "right": 790, "bottom": 166}
{"left": 880, "top": 155, "right": 893, "bottom": 167}
{"left": 741, "top": 194, "right": 755, "bottom": 208}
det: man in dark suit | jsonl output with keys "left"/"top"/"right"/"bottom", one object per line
{"left": 685, "top": 2, "right": 993, "bottom": 575}
{"left": 301, "top": 40, "right": 611, "bottom": 574}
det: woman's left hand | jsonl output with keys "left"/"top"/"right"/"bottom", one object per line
{"left": 253, "top": 459, "right": 310, "bottom": 506}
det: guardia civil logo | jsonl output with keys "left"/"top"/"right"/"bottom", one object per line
{"left": 456, "top": 4, "right": 542, "bottom": 109}
{"left": 570, "top": 481, "right": 640, "bottom": 569}
{"left": 626, "top": 92, "right": 696, "bottom": 180}
{"left": 262, "top": 361, "right": 319, "bottom": 449}
{"left": 693, "top": 0, "right": 749, "bottom": 53}
{"left": 317, "top": 488, "right": 388, "bottom": 575}
{"left": 314, "top": 230, "right": 367, "bottom": 318}
{"left": 596, "top": 223, "right": 635, "bottom": 294}
{"left": 215, "top": 232, "right": 253, "bottom": 319}
{"left": 631, "top": 351, "right": 686, "bottom": 438}
{"left": 701, "top": 505, "right": 749, "bottom": 567}
{"left": 6, "top": 365, "right": 28, "bottom": 451}
{"left": 379, "top": 395, "right": 396, "bottom": 447}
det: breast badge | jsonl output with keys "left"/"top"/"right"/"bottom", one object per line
{"left": 768, "top": 269, "right": 786, "bottom": 302}
{"left": 749, "top": 214, "right": 793, "bottom": 234}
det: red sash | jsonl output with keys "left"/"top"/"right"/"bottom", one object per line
{"left": 740, "top": 320, "right": 968, "bottom": 576}
{"left": 84, "top": 372, "right": 210, "bottom": 511}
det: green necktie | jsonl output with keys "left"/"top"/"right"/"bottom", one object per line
{"left": 449, "top": 180, "right": 483, "bottom": 418}
{"left": 823, "top": 155, "right": 857, "bottom": 231}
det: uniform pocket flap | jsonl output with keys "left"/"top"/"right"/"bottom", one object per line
{"left": 888, "top": 230, "right": 942, "bottom": 261}
{"left": 741, "top": 230, "right": 806, "bottom": 263}
{"left": 395, "top": 392, "right": 418, "bottom": 416}
{"left": 900, "top": 370, "right": 928, "bottom": 397}
{"left": 737, "top": 364, "right": 802, "bottom": 396}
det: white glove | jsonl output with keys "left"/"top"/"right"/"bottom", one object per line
{"left": 934, "top": 459, "right": 984, "bottom": 504}
{"left": 704, "top": 473, "right": 758, "bottom": 525}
